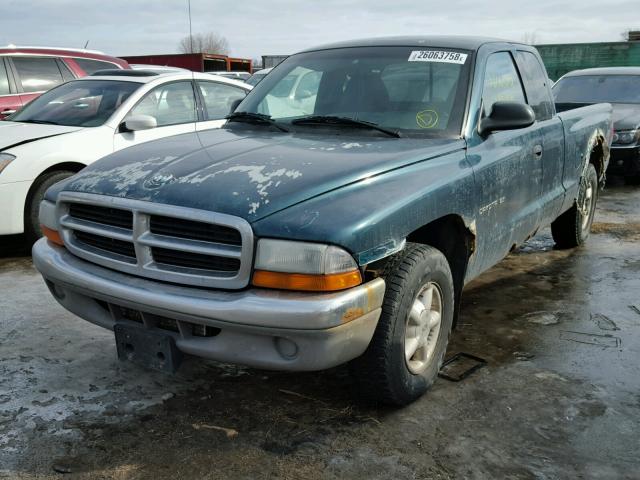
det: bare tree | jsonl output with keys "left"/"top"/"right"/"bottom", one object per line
{"left": 521, "top": 32, "right": 540, "bottom": 45}
{"left": 178, "top": 32, "right": 230, "bottom": 55}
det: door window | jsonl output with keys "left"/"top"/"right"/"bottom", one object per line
{"left": 515, "top": 51, "right": 554, "bottom": 121}
{"left": 0, "top": 60, "right": 10, "bottom": 95}
{"left": 197, "top": 81, "right": 247, "bottom": 120}
{"left": 482, "top": 52, "right": 526, "bottom": 116}
{"left": 12, "top": 57, "right": 65, "bottom": 93}
{"left": 127, "top": 81, "right": 196, "bottom": 127}
{"left": 74, "top": 58, "right": 118, "bottom": 75}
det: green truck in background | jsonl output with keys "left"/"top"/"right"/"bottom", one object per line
{"left": 537, "top": 40, "right": 640, "bottom": 81}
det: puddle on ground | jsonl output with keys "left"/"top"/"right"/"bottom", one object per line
{"left": 591, "top": 222, "right": 640, "bottom": 240}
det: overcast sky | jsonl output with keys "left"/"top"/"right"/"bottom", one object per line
{"left": 2, "top": 0, "right": 637, "bottom": 60}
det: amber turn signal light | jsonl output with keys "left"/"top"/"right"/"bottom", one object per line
{"left": 252, "top": 269, "right": 362, "bottom": 292}
{"left": 41, "top": 226, "right": 64, "bottom": 247}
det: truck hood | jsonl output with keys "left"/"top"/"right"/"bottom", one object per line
{"left": 62, "top": 128, "right": 465, "bottom": 222}
{"left": 611, "top": 104, "right": 640, "bottom": 131}
{"left": 0, "top": 121, "right": 82, "bottom": 152}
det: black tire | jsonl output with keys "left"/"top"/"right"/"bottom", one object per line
{"left": 551, "top": 163, "right": 598, "bottom": 249}
{"left": 350, "top": 243, "right": 454, "bottom": 406}
{"left": 24, "top": 171, "right": 75, "bottom": 244}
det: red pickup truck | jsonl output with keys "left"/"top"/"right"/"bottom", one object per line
{"left": 0, "top": 46, "right": 129, "bottom": 119}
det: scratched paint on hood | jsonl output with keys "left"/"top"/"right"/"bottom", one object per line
{"left": 62, "top": 128, "right": 464, "bottom": 222}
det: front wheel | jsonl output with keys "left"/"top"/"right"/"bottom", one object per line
{"left": 24, "top": 170, "right": 75, "bottom": 244}
{"left": 551, "top": 163, "right": 598, "bottom": 249}
{"left": 350, "top": 243, "right": 454, "bottom": 406}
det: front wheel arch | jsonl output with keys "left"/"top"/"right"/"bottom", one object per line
{"left": 23, "top": 163, "right": 85, "bottom": 242}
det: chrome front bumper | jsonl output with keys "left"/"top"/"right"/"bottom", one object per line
{"left": 32, "top": 239, "right": 385, "bottom": 371}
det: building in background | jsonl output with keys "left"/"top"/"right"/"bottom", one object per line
{"left": 120, "top": 53, "right": 252, "bottom": 73}
{"left": 261, "top": 55, "right": 288, "bottom": 69}
{"left": 537, "top": 32, "right": 640, "bottom": 80}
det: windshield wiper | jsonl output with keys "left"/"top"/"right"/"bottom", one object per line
{"left": 226, "top": 112, "right": 289, "bottom": 132}
{"left": 17, "top": 119, "right": 61, "bottom": 125}
{"left": 291, "top": 115, "right": 401, "bottom": 138}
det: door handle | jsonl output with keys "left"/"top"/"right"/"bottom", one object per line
{"left": 533, "top": 144, "right": 543, "bottom": 157}
{"left": 0, "top": 109, "right": 16, "bottom": 116}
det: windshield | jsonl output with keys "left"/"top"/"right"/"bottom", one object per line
{"left": 553, "top": 75, "right": 640, "bottom": 104}
{"left": 236, "top": 46, "right": 472, "bottom": 137}
{"left": 246, "top": 73, "right": 267, "bottom": 86}
{"left": 8, "top": 80, "right": 140, "bottom": 127}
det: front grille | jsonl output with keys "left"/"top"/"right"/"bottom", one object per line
{"left": 150, "top": 215, "right": 241, "bottom": 246}
{"left": 58, "top": 192, "right": 254, "bottom": 289}
{"left": 69, "top": 203, "right": 133, "bottom": 229}
{"left": 74, "top": 230, "right": 136, "bottom": 261}
{"left": 152, "top": 247, "right": 241, "bottom": 272}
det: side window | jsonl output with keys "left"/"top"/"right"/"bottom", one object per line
{"left": 515, "top": 51, "right": 554, "bottom": 121}
{"left": 12, "top": 57, "right": 64, "bottom": 93}
{"left": 128, "top": 81, "right": 196, "bottom": 127}
{"left": 0, "top": 59, "right": 10, "bottom": 95}
{"left": 482, "top": 52, "right": 526, "bottom": 116}
{"left": 74, "top": 58, "right": 118, "bottom": 75}
{"left": 197, "top": 81, "right": 247, "bottom": 120}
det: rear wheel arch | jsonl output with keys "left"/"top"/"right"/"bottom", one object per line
{"left": 588, "top": 136, "right": 606, "bottom": 183}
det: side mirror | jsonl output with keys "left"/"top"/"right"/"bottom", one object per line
{"left": 121, "top": 114, "right": 157, "bottom": 132}
{"left": 478, "top": 101, "right": 535, "bottom": 137}
{"left": 229, "top": 98, "right": 243, "bottom": 113}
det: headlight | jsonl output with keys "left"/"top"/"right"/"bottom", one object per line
{"left": 612, "top": 129, "right": 639, "bottom": 145}
{"left": 252, "top": 239, "right": 362, "bottom": 291}
{"left": 0, "top": 153, "right": 16, "bottom": 174}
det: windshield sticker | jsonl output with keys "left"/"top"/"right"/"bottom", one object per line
{"left": 416, "top": 109, "right": 439, "bottom": 129}
{"left": 408, "top": 50, "right": 468, "bottom": 64}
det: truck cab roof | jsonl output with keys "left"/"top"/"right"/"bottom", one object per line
{"left": 300, "top": 35, "right": 514, "bottom": 53}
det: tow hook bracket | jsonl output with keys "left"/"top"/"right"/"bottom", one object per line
{"left": 438, "top": 352, "right": 487, "bottom": 382}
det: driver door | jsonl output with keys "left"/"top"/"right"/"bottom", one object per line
{"left": 467, "top": 51, "right": 544, "bottom": 273}
{"left": 114, "top": 81, "right": 197, "bottom": 151}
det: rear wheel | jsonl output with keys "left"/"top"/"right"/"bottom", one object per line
{"left": 551, "top": 163, "right": 598, "bottom": 249}
{"left": 24, "top": 171, "right": 75, "bottom": 244}
{"left": 350, "top": 243, "right": 454, "bottom": 406}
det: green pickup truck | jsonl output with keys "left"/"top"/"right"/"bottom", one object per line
{"left": 33, "top": 36, "right": 612, "bottom": 405}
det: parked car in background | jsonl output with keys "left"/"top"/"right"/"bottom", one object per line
{"left": 553, "top": 67, "right": 640, "bottom": 183}
{"left": 130, "top": 64, "right": 189, "bottom": 73}
{"left": 245, "top": 67, "right": 272, "bottom": 86}
{"left": 207, "top": 71, "right": 252, "bottom": 82}
{"left": 0, "top": 70, "right": 250, "bottom": 241}
{"left": 34, "top": 37, "right": 612, "bottom": 406}
{"left": 0, "top": 46, "right": 129, "bottom": 119}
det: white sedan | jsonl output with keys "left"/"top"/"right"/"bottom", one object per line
{"left": 0, "top": 70, "right": 251, "bottom": 241}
